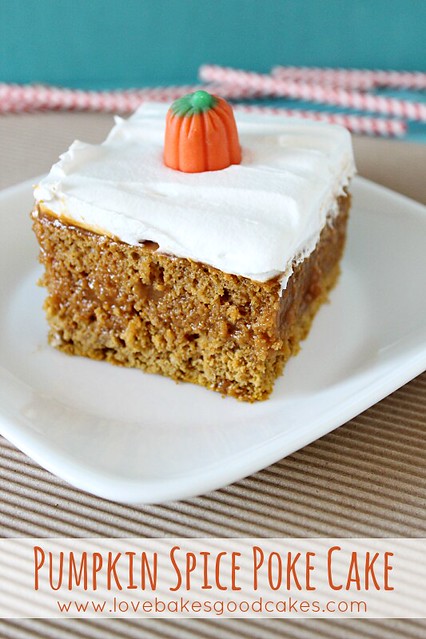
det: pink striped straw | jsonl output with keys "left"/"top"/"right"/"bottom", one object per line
{"left": 199, "top": 65, "right": 426, "bottom": 122}
{"left": 0, "top": 82, "right": 261, "bottom": 115}
{"left": 0, "top": 81, "right": 406, "bottom": 136}
{"left": 234, "top": 104, "right": 406, "bottom": 137}
{"left": 272, "top": 65, "right": 426, "bottom": 90}
{"left": 0, "top": 83, "right": 199, "bottom": 114}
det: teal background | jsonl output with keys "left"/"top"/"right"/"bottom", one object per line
{"left": 0, "top": 0, "right": 425, "bottom": 89}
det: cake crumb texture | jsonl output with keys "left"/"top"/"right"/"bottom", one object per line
{"left": 33, "top": 194, "right": 350, "bottom": 402}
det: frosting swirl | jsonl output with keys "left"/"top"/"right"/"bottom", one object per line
{"left": 34, "top": 103, "right": 355, "bottom": 285}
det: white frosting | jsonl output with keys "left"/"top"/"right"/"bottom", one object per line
{"left": 34, "top": 103, "right": 355, "bottom": 285}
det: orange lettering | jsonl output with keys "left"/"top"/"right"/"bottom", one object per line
{"left": 92, "top": 552, "right": 103, "bottom": 590}
{"left": 327, "top": 546, "right": 342, "bottom": 590}
{"left": 231, "top": 552, "right": 241, "bottom": 591}
{"left": 306, "top": 552, "right": 316, "bottom": 591}
{"left": 33, "top": 546, "right": 45, "bottom": 590}
{"left": 384, "top": 552, "right": 394, "bottom": 591}
{"left": 215, "top": 552, "right": 227, "bottom": 591}
{"left": 200, "top": 551, "right": 212, "bottom": 590}
{"left": 141, "top": 552, "right": 157, "bottom": 590}
{"left": 346, "top": 552, "right": 361, "bottom": 590}
{"left": 286, "top": 552, "right": 302, "bottom": 590}
{"left": 253, "top": 546, "right": 264, "bottom": 590}
{"left": 68, "top": 551, "right": 88, "bottom": 590}
{"left": 185, "top": 552, "right": 197, "bottom": 590}
{"left": 268, "top": 552, "right": 283, "bottom": 591}
{"left": 49, "top": 552, "right": 63, "bottom": 591}
{"left": 107, "top": 552, "right": 122, "bottom": 590}
{"left": 365, "top": 552, "right": 380, "bottom": 590}
{"left": 169, "top": 546, "right": 182, "bottom": 592}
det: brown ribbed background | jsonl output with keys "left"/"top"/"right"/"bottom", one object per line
{"left": 0, "top": 113, "right": 425, "bottom": 638}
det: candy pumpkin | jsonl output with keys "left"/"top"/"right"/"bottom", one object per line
{"left": 164, "top": 90, "right": 242, "bottom": 173}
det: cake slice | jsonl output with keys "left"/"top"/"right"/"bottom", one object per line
{"left": 32, "top": 95, "right": 355, "bottom": 402}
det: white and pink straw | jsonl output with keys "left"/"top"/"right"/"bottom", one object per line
{"left": 199, "top": 65, "right": 426, "bottom": 123}
{"left": 0, "top": 82, "right": 265, "bottom": 114}
{"left": 234, "top": 104, "right": 406, "bottom": 137}
{"left": 271, "top": 65, "right": 426, "bottom": 91}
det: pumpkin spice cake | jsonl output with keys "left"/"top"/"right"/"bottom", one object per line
{"left": 32, "top": 91, "right": 355, "bottom": 402}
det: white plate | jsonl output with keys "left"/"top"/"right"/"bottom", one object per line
{"left": 0, "top": 177, "right": 425, "bottom": 504}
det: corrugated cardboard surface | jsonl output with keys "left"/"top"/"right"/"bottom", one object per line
{"left": 0, "top": 114, "right": 425, "bottom": 638}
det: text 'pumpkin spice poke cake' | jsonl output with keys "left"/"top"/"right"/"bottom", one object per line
{"left": 32, "top": 91, "right": 355, "bottom": 402}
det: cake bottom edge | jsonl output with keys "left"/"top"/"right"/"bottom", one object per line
{"left": 44, "top": 261, "right": 341, "bottom": 403}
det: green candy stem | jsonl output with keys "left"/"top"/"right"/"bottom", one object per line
{"left": 190, "top": 90, "right": 215, "bottom": 110}
{"left": 171, "top": 90, "right": 217, "bottom": 117}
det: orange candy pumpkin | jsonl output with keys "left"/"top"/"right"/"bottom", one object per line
{"left": 164, "top": 90, "right": 242, "bottom": 173}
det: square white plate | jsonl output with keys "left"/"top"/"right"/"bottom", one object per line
{"left": 0, "top": 176, "right": 425, "bottom": 504}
